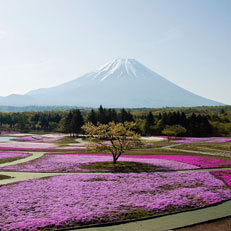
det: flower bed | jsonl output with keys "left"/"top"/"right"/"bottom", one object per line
{"left": 15, "top": 136, "right": 62, "bottom": 143}
{"left": 1, "top": 153, "right": 230, "bottom": 172}
{"left": 0, "top": 141, "right": 86, "bottom": 151}
{"left": 0, "top": 172, "right": 230, "bottom": 231}
{"left": 173, "top": 137, "right": 231, "bottom": 143}
{"left": 0, "top": 153, "right": 199, "bottom": 172}
{"left": 0, "top": 142, "right": 57, "bottom": 151}
{"left": 0, "top": 151, "right": 30, "bottom": 163}
{"left": 211, "top": 170, "right": 231, "bottom": 187}
{"left": 145, "top": 155, "right": 231, "bottom": 169}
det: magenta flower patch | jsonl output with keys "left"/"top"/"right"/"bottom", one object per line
{"left": 144, "top": 155, "right": 231, "bottom": 169}
{"left": 211, "top": 170, "right": 231, "bottom": 187}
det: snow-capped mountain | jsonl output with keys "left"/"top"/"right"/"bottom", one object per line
{"left": 1, "top": 59, "right": 223, "bottom": 107}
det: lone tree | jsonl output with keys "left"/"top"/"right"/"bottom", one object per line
{"left": 82, "top": 121, "right": 141, "bottom": 164}
{"left": 162, "top": 125, "right": 186, "bottom": 142}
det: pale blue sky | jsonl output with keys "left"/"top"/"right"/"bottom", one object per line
{"left": 0, "top": 0, "right": 230, "bottom": 104}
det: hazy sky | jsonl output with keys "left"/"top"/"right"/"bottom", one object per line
{"left": 0, "top": 0, "right": 230, "bottom": 104}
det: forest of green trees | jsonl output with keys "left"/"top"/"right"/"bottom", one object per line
{"left": 0, "top": 105, "right": 231, "bottom": 137}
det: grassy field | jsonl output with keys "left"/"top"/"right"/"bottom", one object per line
{"left": 0, "top": 174, "right": 12, "bottom": 180}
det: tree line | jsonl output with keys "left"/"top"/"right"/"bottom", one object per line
{"left": 0, "top": 106, "right": 230, "bottom": 137}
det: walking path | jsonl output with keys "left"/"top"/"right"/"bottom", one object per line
{"left": 0, "top": 151, "right": 45, "bottom": 168}
{"left": 0, "top": 147, "right": 231, "bottom": 231}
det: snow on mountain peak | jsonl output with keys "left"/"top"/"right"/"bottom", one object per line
{"left": 94, "top": 58, "right": 140, "bottom": 81}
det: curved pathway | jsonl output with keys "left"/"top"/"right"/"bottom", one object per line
{"left": 0, "top": 148, "right": 231, "bottom": 231}
{"left": 0, "top": 151, "right": 45, "bottom": 168}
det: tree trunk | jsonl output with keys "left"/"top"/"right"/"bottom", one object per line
{"left": 113, "top": 156, "right": 117, "bottom": 164}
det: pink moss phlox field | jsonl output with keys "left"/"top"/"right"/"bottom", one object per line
{"left": 0, "top": 151, "right": 30, "bottom": 160}
{"left": 56, "top": 146, "right": 87, "bottom": 150}
{"left": 173, "top": 137, "right": 231, "bottom": 143}
{"left": 0, "top": 154, "right": 199, "bottom": 172}
{"left": 0, "top": 142, "right": 57, "bottom": 150}
{"left": 16, "top": 136, "right": 62, "bottom": 142}
{"left": 211, "top": 170, "right": 231, "bottom": 187}
{"left": 148, "top": 155, "right": 231, "bottom": 169}
{"left": 0, "top": 172, "right": 230, "bottom": 231}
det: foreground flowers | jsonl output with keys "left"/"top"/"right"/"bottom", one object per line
{"left": 0, "top": 172, "right": 230, "bottom": 231}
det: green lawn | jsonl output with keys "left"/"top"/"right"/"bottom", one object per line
{"left": 0, "top": 174, "right": 12, "bottom": 180}
{"left": 80, "top": 161, "right": 168, "bottom": 173}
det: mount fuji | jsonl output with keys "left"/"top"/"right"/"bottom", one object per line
{"left": 0, "top": 59, "right": 222, "bottom": 108}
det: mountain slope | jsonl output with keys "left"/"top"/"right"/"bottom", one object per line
{"left": 4, "top": 59, "right": 224, "bottom": 107}
{"left": 0, "top": 94, "right": 37, "bottom": 106}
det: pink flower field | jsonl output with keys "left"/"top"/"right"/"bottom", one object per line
{"left": 15, "top": 136, "right": 62, "bottom": 143}
{"left": 0, "top": 153, "right": 200, "bottom": 172}
{"left": 0, "top": 151, "right": 30, "bottom": 161}
{"left": 0, "top": 142, "right": 57, "bottom": 150}
{"left": 147, "top": 155, "right": 231, "bottom": 169}
{"left": 0, "top": 141, "right": 87, "bottom": 151}
{"left": 1, "top": 153, "right": 231, "bottom": 173}
{"left": 0, "top": 172, "right": 230, "bottom": 231}
{"left": 173, "top": 137, "right": 231, "bottom": 143}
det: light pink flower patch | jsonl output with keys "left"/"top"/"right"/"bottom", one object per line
{"left": 0, "top": 142, "right": 57, "bottom": 150}
{"left": 0, "top": 153, "right": 198, "bottom": 172}
{"left": 173, "top": 137, "right": 231, "bottom": 143}
{"left": 56, "top": 147, "right": 87, "bottom": 150}
{"left": 0, "top": 151, "right": 30, "bottom": 160}
{"left": 16, "top": 136, "right": 62, "bottom": 143}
